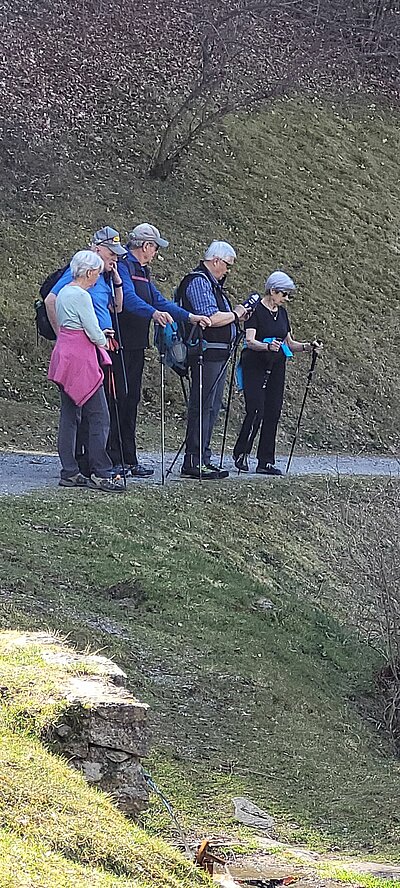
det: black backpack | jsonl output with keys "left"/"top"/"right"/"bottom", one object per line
{"left": 34, "top": 264, "right": 69, "bottom": 341}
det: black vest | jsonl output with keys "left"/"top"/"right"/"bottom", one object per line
{"left": 118, "top": 256, "right": 153, "bottom": 350}
{"left": 178, "top": 262, "right": 233, "bottom": 347}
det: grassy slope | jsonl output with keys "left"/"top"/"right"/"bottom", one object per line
{"left": 0, "top": 637, "right": 209, "bottom": 888}
{"left": 0, "top": 476, "right": 399, "bottom": 881}
{"left": 0, "top": 98, "right": 399, "bottom": 453}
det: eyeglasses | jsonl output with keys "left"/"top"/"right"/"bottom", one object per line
{"left": 220, "top": 258, "right": 234, "bottom": 269}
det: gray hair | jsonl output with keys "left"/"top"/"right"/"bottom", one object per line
{"left": 70, "top": 250, "right": 104, "bottom": 279}
{"left": 204, "top": 240, "right": 237, "bottom": 262}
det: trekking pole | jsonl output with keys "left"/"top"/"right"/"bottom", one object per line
{"left": 198, "top": 327, "right": 204, "bottom": 482}
{"left": 219, "top": 329, "right": 244, "bottom": 471}
{"left": 109, "top": 277, "right": 128, "bottom": 397}
{"left": 179, "top": 375, "right": 189, "bottom": 407}
{"left": 157, "top": 325, "right": 167, "bottom": 486}
{"left": 108, "top": 363, "right": 127, "bottom": 489}
{"left": 286, "top": 348, "right": 319, "bottom": 475}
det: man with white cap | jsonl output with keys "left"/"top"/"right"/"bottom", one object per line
{"left": 176, "top": 240, "right": 248, "bottom": 480}
{"left": 110, "top": 222, "right": 211, "bottom": 477}
{"left": 233, "top": 270, "right": 322, "bottom": 475}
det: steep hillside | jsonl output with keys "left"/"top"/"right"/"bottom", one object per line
{"left": 0, "top": 100, "right": 399, "bottom": 455}
{"left": 0, "top": 477, "right": 399, "bottom": 863}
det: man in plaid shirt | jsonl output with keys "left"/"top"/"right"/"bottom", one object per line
{"left": 177, "top": 241, "right": 248, "bottom": 480}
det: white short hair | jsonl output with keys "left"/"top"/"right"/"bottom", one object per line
{"left": 204, "top": 240, "right": 237, "bottom": 262}
{"left": 70, "top": 250, "right": 104, "bottom": 279}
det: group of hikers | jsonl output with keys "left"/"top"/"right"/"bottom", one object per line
{"left": 45, "top": 222, "right": 322, "bottom": 492}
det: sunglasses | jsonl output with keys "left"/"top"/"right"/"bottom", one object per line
{"left": 220, "top": 258, "right": 234, "bottom": 269}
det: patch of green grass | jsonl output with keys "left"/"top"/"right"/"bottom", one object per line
{"left": 0, "top": 477, "right": 399, "bottom": 877}
{"left": 319, "top": 866, "right": 400, "bottom": 888}
{"left": 1, "top": 98, "right": 399, "bottom": 453}
{"left": 0, "top": 727, "right": 209, "bottom": 887}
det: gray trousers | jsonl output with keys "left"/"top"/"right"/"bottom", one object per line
{"left": 184, "top": 360, "right": 227, "bottom": 465}
{"left": 58, "top": 387, "right": 112, "bottom": 480}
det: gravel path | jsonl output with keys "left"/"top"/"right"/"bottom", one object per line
{"left": 0, "top": 450, "right": 399, "bottom": 496}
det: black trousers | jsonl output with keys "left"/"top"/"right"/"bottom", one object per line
{"left": 233, "top": 355, "right": 286, "bottom": 466}
{"left": 108, "top": 349, "right": 145, "bottom": 467}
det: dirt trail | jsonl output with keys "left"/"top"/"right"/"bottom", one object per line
{"left": 0, "top": 450, "right": 399, "bottom": 496}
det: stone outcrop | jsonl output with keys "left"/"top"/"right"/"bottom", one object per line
{"left": 4, "top": 632, "right": 151, "bottom": 815}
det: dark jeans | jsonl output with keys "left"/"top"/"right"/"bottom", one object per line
{"left": 58, "top": 387, "right": 112, "bottom": 480}
{"left": 108, "top": 349, "right": 145, "bottom": 467}
{"left": 234, "top": 355, "right": 286, "bottom": 466}
{"left": 184, "top": 360, "right": 227, "bottom": 465}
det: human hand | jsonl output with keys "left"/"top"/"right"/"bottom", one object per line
{"left": 233, "top": 304, "right": 249, "bottom": 321}
{"left": 153, "top": 310, "right": 173, "bottom": 327}
{"left": 267, "top": 338, "right": 281, "bottom": 353}
{"left": 312, "top": 339, "right": 323, "bottom": 355}
{"left": 189, "top": 313, "right": 212, "bottom": 329}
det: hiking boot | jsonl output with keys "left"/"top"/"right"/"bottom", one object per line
{"left": 234, "top": 453, "right": 249, "bottom": 472}
{"left": 256, "top": 463, "right": 283, "bottom": 476}
{"left": 87, "top": 474, "right": 125, "bottom": 492}
{"left": 205, "top": 462, "right": 230, "bottom": 479}
{"left": 59, "top": 473, "right": 88, "bottom": 488}
{"left": 181, "top": 463, "right": 221, "bottom": 480}
{"left": 130, "top": 464, "right": 154, "bottom": 478}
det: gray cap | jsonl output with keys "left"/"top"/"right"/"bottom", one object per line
{"left": 92, "top": 226, "right": 127, "bottom": 257}
{"left": 265, "top": 271, "right": 296, "bottom": 292}
{"left": 128, "top": 222, "right": 169, "bottom": 249}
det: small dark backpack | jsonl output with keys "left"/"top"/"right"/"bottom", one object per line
{"left": 34, "top": 264, "right": 69, "bottom": 341}
{"left": 154, "top": 321, "right": 188, "bottom": 377}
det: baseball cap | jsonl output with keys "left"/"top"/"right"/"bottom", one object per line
{"left": 128, "top": 223, "right": 169, "bottom": 249}
{"left": 265, "top": 271, "right": 296, "bottom": 292}
{"left": 92, "top": 226, "right": 127, "bottom": 257}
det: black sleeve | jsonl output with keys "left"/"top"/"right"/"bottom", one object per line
{"left": 283, "top": 308, "right": 291, "bottom": 335}
{"left": 245, "top": 304, "right": 260, "bottom": 331}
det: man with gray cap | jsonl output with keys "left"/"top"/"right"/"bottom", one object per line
{"left": 110, "top": 222, "right": 211, "bottom": 477}
{"left": 233, "top": 270, "right": 322, "bottom": 475}
{"left": 175, "top": 240, "right": 248, "bottom": 480}
{"left": 44, "top": 226, "right": 127, "bottom": 335}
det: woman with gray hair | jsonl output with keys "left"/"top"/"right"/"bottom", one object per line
{"left": 233, "top": 271, "right": 322, "bottom": 475}
{"left": 48, "top": 250, "right": 124, "bottom": 492}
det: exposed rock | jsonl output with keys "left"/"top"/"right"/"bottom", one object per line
{"left": 232, "top": 797, "right": 275, "bottom": 832}
{"left": 3, "top": 631, "right": 151, "bottom": 815}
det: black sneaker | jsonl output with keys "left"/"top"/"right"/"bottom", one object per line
{"left": 181, "top": 463, "right": 221, "bottom": 480}
{"left": 205, "top": 462, "right": 230, "bottom": 479}
{"left": 234, "top": 454, "right": 249, "bottom": 472}
{"left": 130, "top": 464, "right": 154, "bottom": 478}
{"left": 256, "top": 463, "right": 283, "bottom": 476}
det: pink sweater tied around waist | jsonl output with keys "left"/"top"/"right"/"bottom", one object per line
{"left": 48, "top": 327, "right": 112, "bottom": 407}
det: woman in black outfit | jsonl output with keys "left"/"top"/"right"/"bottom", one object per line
{"left": 233, "top": 271, "right": 322, "bottom": 476}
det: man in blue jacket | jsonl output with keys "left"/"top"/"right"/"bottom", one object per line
{"left": 111, "top": 222, "right": 210, "bottom": 477}
{"left": 44, "top": 226, "right": 127, "bottom": 335}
